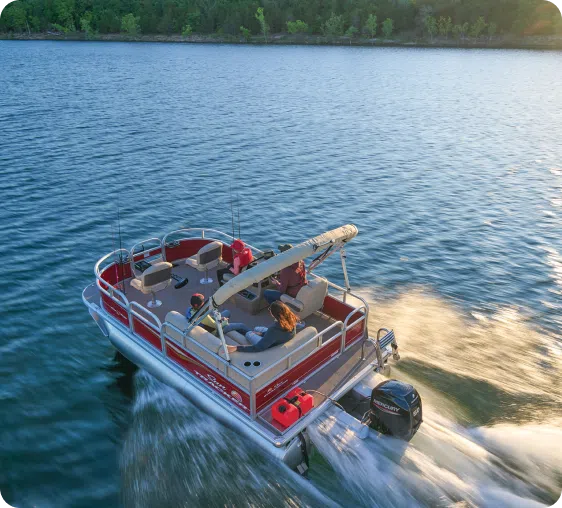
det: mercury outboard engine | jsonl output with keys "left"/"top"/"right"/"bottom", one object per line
{"left": 368, "top": 380, "right": 422, "bottom": 441}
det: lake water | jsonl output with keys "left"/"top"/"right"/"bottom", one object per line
{"left": 1, "top": 41, "right": 561, "bottom": 507}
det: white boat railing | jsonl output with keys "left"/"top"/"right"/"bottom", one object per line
{"left": 93, "top": 231, "right": 371, "bottom": 420}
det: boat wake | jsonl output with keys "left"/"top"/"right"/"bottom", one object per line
{"left": 120, "top": 289, "right": 561, "bottom": 507}
{"left": 333, "top": 287, "right": 562, "bottom": 431}
{"left": 309, "top": 397, "right": 561, "bottom": 507}
{"left": 307, "top": 289, "right": 561, "bottom": 507}
{"left": 119, "top": 371, "right": 336, "bottom": 508}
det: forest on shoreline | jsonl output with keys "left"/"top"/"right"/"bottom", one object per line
{"left": 1, "top": 0, "right": 561, "bottom": 43}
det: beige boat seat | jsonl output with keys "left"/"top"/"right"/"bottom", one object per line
{"left": 164, "top": 310, "right": 321, "bottom": 391}
{"left": 186, "top": 241, "right": 223, "bottom": 284}
{"left": 280, "top": 277, "right": 328, "bottom": 319}
{"left": 164, "top": 311, "right": 246, "bottom": 373}
{"left": 219, "top": 326, "right": 320, "bottom": 390}
{"left": 130, "top": 261, "right": 173, "bottom": 308}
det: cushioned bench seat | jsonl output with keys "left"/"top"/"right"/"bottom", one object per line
{"left": 164, "top": 311, "right": 321, "bottom": 390}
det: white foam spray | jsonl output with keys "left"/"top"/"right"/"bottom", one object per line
{"left": 308, "top": 290, "right": 562, "bottom": 507}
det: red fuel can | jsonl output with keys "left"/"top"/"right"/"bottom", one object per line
{"left": 287, "top": 387, "right": 314, "bottom": 415}
{"left": 271, "top": 399, "right": 300, "bottom": 428}
{"left": 271, "top": 387, "right": 315, "bottom": 428}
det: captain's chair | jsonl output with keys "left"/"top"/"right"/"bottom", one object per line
{"left": 130, "top": 261, "right": 173, "bottom": 308}
{"left": 186, "top": 241, "right": 223, "bottom": 284}
{"left": 280, "top": 277, "right": 328, "bottom": 319}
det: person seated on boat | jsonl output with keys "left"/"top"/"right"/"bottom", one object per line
{"left": 186, "top": 293, "right": 249, "bottom": 337}
{"left": 264, "top": 244, "right": 308, "bottom": 305}
{"left": 217, "top": 239, "right": 254, "bottom": 287}
{"left": 226, "top": 301, "right": 303, "bottom": 353}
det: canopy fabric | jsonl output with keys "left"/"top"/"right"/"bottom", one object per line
{"left": 212, "top": 224, "right": 358, "bottom": 306}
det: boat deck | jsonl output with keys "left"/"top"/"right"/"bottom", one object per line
{"left": 256, "top": 340, "right": 377, "bottom": 435}
{"left": 115, "top": 260, "right": 338, "bottom": 336}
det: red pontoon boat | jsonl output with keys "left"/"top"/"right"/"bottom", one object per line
{"left": 83, "top": 225, "right": 422, "bottom": 473}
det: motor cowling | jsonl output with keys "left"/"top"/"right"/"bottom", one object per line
{"left": 368, "top": 380, "right": 422, "bottom": 441}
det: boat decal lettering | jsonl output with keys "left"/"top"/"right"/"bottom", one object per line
{"left": 265, "top": 378, "right": 288, "bottom": 395}
{"left": 193, "top": 370, "right": 248, "bottom": 411}
{"left": 372, "top": 399, "right": 400, "bottom": 414}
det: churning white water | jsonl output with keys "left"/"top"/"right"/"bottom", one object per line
{"left": 120, "top": 372, "right": 336, "bottom": 508}
{"left": 121, "top": 290, "right": 561, "bottom": 507}
{"left": 308, "top": 290, "right": 562, "bottom": 507}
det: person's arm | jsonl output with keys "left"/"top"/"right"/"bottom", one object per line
{"left": 235, "top": 328, "right": 278, "bottom": 353}
{"left": 277, "top": 268, "right": 289, "bottom": 294}
{"left": 230, "top": 256, "right": 241, "bottom": 275}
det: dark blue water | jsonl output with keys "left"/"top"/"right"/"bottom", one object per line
{"left": 1, "top": 41, "right": 561, "bottom": 507}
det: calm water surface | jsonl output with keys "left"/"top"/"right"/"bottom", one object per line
{"left": 1, "top": 41, "right": 561, "bottom": 507}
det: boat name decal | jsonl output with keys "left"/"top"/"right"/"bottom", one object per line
{"left": 193, "top": 370, "right": 249, "bottom": 411}
{"left": 265, "top": 378, "right": 288, "bottom": 395}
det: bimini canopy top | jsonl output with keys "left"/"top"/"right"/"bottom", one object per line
{"left": 212, "top": 224, "right": 358, "bottom": 306}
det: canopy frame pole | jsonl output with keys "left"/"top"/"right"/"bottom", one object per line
{"left": 213, "top": 307, "right": 231, "bottom": 363}
{"left": 340, "top": 247, "right": 351, "bottom": 303}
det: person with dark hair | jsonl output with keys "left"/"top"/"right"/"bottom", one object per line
{"left": 217, "top": 239, "right": 254, "bottom": 286}
{"left": 226, "top": 301, "right": 303, "bottom": 353}
{"left": 186, "top": 293, "right": 231, "bottom": 332}
{"left": 187, "top": 293, "right": 250, "bottom": 338}
{"left": 264, "top": 244, "right": 308, "bottom": 304}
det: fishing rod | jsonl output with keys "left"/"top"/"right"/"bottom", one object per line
{"left": 230, "top": 185, "right": 236, "bottom": 240}
{"left": 117, "top": 205, "right": 126, "bottom": 295}
{"left": 237, "top": 190, "right": 241, "bottom": 240}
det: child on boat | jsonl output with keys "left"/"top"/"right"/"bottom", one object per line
{"left": 186, "top": 293, "right": 230, "bottom": 332}
{"left": 217, "top": 239, "right": 254, "bottom": 286}
{"left": 186, "top": 293, "right": 249, "bottom": 337}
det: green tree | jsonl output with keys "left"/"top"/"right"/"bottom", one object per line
{"left": 2, "top": 2, "right": 27, "bottom": 31}
{"left": 255, "top": 7, "right": 268, "bottom": 42}
{"left": 452, "top": 24, "right": 462, "bottom": 39}
{"left": 425, "top": 15, "right": 437, "bottom": 40}
{"left": 382, "top": 18, "right": 394, "bottom": 38}
{"left": 365, "top": 13, "right": 377, "bottom": 38}
{"left": 182, "top": 24, "right": 192, "bottom": 36}
{"left": 345, "top": 25, "right": 357, "bottom": 43}
{"left": 470, "top": 16, "right": 487, "bottom": 38}
{"left": 53, "top": 0, "right": 76, "bottom": 32}
{"left": 437, "top": 16, "right": 452, "bottom": 38}
{"left": 322, "top": 13, "right": 344, "bottom": 37}
{"left": 240, "top": 25, "right": 251, "bottom": 41}
{"left": 453, "top": 22, "right": 469, "bottom": 40}
{"left": 80, "top": 16, "right": 97, "bottom": 39}
{"left": 488, "top": 21, "right": 497, "bottom": 38}
{"left": 121, "top": 13, "right": 140, "bottom": 35}
{"left": 287, "top": 20, "right": 308, "bottom": 34}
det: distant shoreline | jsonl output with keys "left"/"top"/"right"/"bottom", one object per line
{"left": 2, "top": 31, "right": 562, "bottom": 50}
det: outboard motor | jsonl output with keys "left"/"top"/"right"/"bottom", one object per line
{"left": 368, "top": 380, "right": 422, "bottom": 441}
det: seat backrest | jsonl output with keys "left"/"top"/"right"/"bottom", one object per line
{"left": 196, "top": 241, "right": 223, "bottom": 270}
{"left": 165, "top": 311, "right": 227, "bottom": 373}
{"left": 294, "top": 277, "right": 328, "bottom": 319}
{"left": 139, "top": 262, "right": 173, "bottom": 292}
{"left": 221, "top": 326, "right": 320, "bottom": 390}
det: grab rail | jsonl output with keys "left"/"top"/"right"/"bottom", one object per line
{"left": 160, "top": 322, "right": 254, "bottom": 387}
{"left": 342, "top": 305, "right": 367, "bottom": 352}
{"left": 161, "top": 228, "right": 264, "bottom": 261}
{"left": 253, "top": 320, "right": 344, "bottom": 388}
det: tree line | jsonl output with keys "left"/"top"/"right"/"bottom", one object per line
{"left": 1, "top": 0, "right": 561, "bottom": 39}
